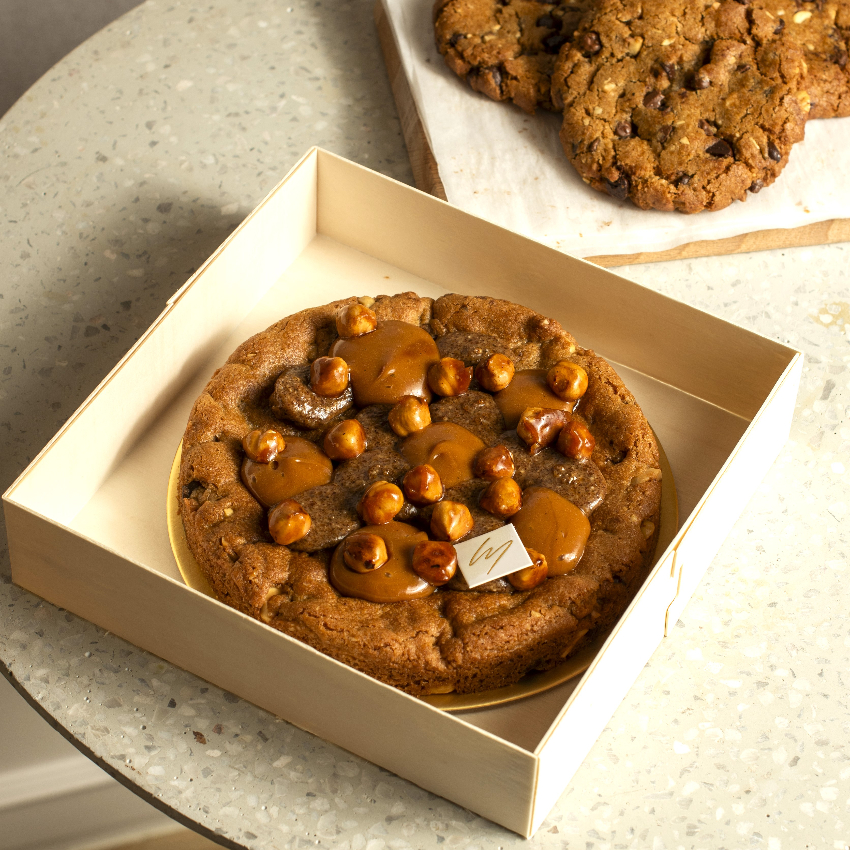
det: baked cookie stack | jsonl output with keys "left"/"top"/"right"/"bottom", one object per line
{"left": 434, "top": 0, "right": 850, "bottom": 212}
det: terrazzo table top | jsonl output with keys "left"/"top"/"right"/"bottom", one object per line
{"left": 2, "top": 1, "right": 849, "bottom": 848}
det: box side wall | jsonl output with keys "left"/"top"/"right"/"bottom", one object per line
{"left": 5, "top": 151, "right": 320, "bottom": 527}
{"left": 5, "top": 501, "right": 537, "bottom": 836}
{"left": 314, "top": 150, "right": 794, "bottom": 420}
{"left": 666, "top": 354, "right": 803, "bottom": 626}
{"left": 529, "top": 355, "right": 802, "bottom": 832}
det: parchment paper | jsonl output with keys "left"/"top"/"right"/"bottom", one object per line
{"left": 385, "top": 0, "right": 849, "bottom": 258}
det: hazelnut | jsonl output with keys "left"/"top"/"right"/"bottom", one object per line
{"left": 342, "top": 532, "right": 388, "bottom": 573}
{"left": 268, "top": 499, "right": 311, "bottom": 545}
{"left": 474, "top": 353, "right": 515, "bottom": 392}
{"left": 479, "top": 477, "right": 522, "bottom": 518}
{"left": 473, "top": 444, "right": 515, "bottom": 480}
{"left": 427, "top": 357, "right": 471, "bottom": 397}
{"left": 557, "top": 418, "right": 595, "bottom": 460}
{"left": 412, "top": 540, "right": 457, "bottom": 586}
{"left": 508, "top": 549, "right": 548, "bottom": 590}
{"left": 546, "top": 360, "right": 589, "bottom": 401}
{"left": 517, "top": 407, "right": 568, "bottom": 454}
{"left": 430, "top": 500, "right": 474, "bottom": 541}
{"left": 310, "top": 356, "right": 349, "bottom": 397}
{"left": 402, "top": 464, "right": 444, "bottom": 505}
{"left": 388, "top": 395, "right": 431, "bottom": 437}
{"left": 323, "top": 419, "right": 366, "bottom": 460}
{"left": 358, "top": 481, "right": 404, "bottom": 525}
{"left": 335, "top": 302, "right": 378, "bottom": 339}
{"left": 242, "top": 428, "right": 286, "bottom": 463}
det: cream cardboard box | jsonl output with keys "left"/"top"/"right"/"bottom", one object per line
{"left": 3, "top": 148, "right": 802, "bottom": 838}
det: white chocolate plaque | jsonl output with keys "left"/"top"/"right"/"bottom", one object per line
{"left": 454, "top": 524, "right": 532, "bottom": 588}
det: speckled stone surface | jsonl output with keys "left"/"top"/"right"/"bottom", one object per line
{"left": 1, "top": 1, "right": 850, "bottom": 848}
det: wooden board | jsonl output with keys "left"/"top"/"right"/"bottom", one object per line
{"left": 374, "top": 1, "right": 850, "bottom": 267}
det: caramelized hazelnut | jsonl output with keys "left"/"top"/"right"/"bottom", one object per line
{"left": 474, "top": 353, "right": 515, "bottom": 392}
{"left": 310, "top": 356, "right": 349, "bottom": 398}
{"left": 358, "top": 481, "right": 404, "bottom": 525}
{"left": 430, "top": 500, "right": 474, "bottom": 541}
{"left": 427, "top": 357, "right": 471, "bottom": 397}
{"left": 412, "top": 540, "right": 458, "bottom": 586}
{"left": 335, "top": 302, "right": 378, "bottom": 339}
{"left": 479, "top": 477, "right": 522, "bottom": 518}
{"left": 388, "top": 395, "right": 431, "bottom": 437}
{"left": 402, "top": 464, "right": 444, "bottom": 505}
{"left": 473, "top": 444, "right": 515, "bottom": 480}
{"left": 242, "top": 428, "right": 286, "bottom": 463}
{"left": 323, "top": 419, "right": 366, "bottom": 460}
{"left": 508, "top": 549, "right": 548, "bottom": 590}
{"left": 517, "top": 407, "right": 568, "bottom": 454}
{"left": 268, "top": 499, "right": 311, "bottom": 545}
{"left": 546, "top": 360, "right": 589, "bottom": 401}
{"left": 342, "top": 532, "right": 389, "bottom": 573}
{"left": 557, "top": 418, "right": 596, "bottom": 460}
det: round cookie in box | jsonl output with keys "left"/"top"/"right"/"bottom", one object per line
{"left": 177, "top": 292, "right": 663, "bottom": 697}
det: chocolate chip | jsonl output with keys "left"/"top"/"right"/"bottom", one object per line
{"left": 698, "top": 118, "right": 716, "bottom": 135}
{"left": 536, "top": 13, "right": 558, "bottom": 28}
{"left": 749, "top": 179, "right": 765, "bottom": 193}
{"left": 706, "top": 139, "right": 733, "bottom": 158}
{"left": 588, "top": 138, "right": 600, "bottom": 153}
{"left": 604, "top": 174, "right": 629, "bottom": 201}
{"left": 660, "top": 61, "right": 677, "bottom": 79}
{"left": 692, "top": 71, "right": 710, "bottom": 90}
{"left": 614, "top": 120, "right": 633, "bottom": 138}
{"left": 657, "top": 124, "right": 673, "bottom": 144}
{"left": 735, "top": 63, "right": 751, "bottom": 73}
{"left": 767, "top": 140, "right": 782, "bottom": 162}
{"left": 578, "top": 31, "right": 602, "bottom": 55}
{"left": 449, "top": 33, "right": 461, "bottom": 47}
{"left": 675, "top": 174, "right": 691, "bottom": 187}
{"left": 643, "top": 89, "right": 665, "bottom": 109}
{"left": 542, "top": 32, "right": 568, "bottom": 53}
{"left": 774, "top": 18, "right": 785, "bottom": 34}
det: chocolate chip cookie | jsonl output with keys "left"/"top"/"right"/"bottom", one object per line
{"left": 179, "top": 293, "right": 662, "bottom": 695}
{"left": 434, "top": 0, "right": 592, "bottom": 112}
{"left": 738, "top": 0, "right": 850, "bottom": 119}
{"left": 551, "top": 0, "right": 810, "bottom": 212}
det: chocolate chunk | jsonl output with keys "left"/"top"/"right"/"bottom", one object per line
{"left": 657, "top": 124, "right": 673, "bottom": 144}
{"left": 774, "top": 18, "right": 785, "bottom": 35}
{"left": 588, "top": 138, "right": 600, "bottom": 153}
{"left": 543, "top": 32, "right": 568, "bottom": 54}
{"left": 449, "top": 32, "right": 461, "bottom": 47}
{"left": 675, "top": 174, "right": 691, "bottom": 187}
{"left": 706, "top": 139, "right": 733, "bottom": 158}
{"left": 749, "top": 179, "right": 764, "bottom": 193}
{"left": 735, "top": 63, "right": 751, "bottom": 73}
{"left": 698, "top": 118, "right": 716, "bottom": 135}
{"left": 536, "top": 13, "right": 558, "bottom": 28}
{"left": 692, "top": 71, "right": 710, "bottom": 90}
{"left": 643, "top": 90, "right": 665, "bottom": 109}
{"left": 604, "top": 174, "right": 629, "bottom": 200}
{"left": 767, "top": 140, "right": 782, "bottom": 162}
{"left": 578, "top": 31, "right": 601, "bottom": 55}
{"left": 613, "top": 120, "right": 633, "bottom": 138}
{"left": 659, "top": 61, "right": 677, "bottom": 79}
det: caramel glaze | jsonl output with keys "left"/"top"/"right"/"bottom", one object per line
{"left": 329, "top": 522, "right": 434, "bottom": 602}
{"left": 401, "top": 421, "right": 485, "bottom": 488}
{"left": 494, "top": 369, "right": 575, "bottom": 429}
{"left": 511, "top": 486, "right": 590, "bottom": 576}
{"left": 330, "top": 320, "right": 440, "bottom": 405}
{"left": 241, "top": 436, "right": 333, "bottom": 507}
